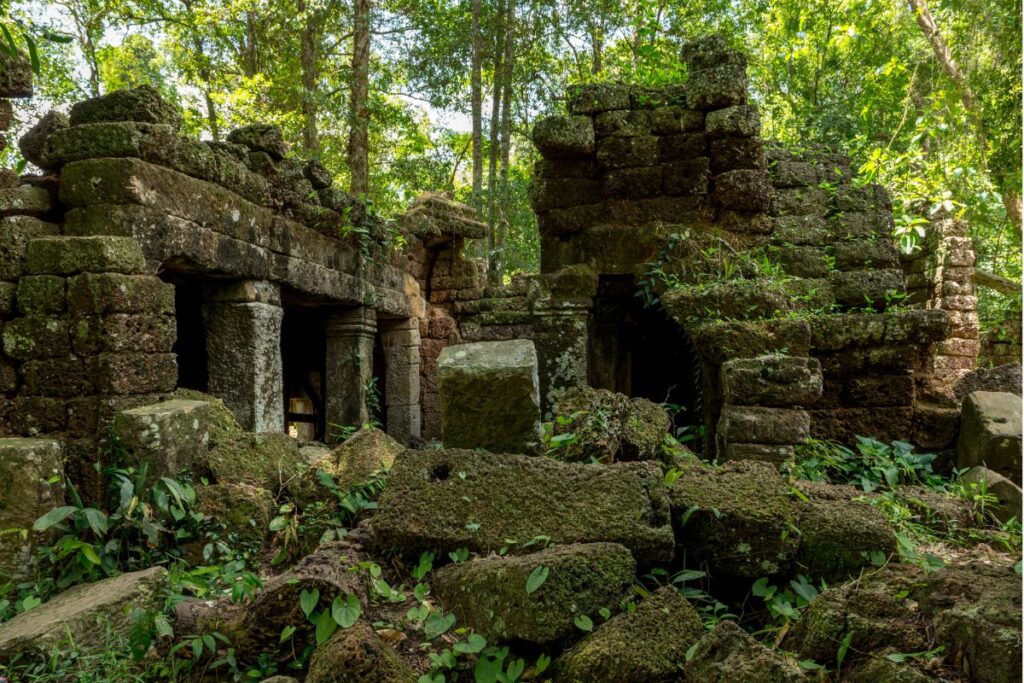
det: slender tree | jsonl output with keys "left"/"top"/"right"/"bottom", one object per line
{"left": 349, "top": 0, "right": 371, "bottom": 195}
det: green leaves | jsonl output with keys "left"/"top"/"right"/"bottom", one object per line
{"left": 300, "top": 588, "right": 320, "bottom": 618}
{"left": 453, "top": 632, "right": 487, "bottom": 654}
{"left": 424, "top": 610, "right": 457, "bottom": 640}
{"left": 525, "top": 565, "right": 548, "bottom": 594}
{"left": 314, "top": 609, "right": 338, "bottom": 645}
{"left": 32, "top": 506, "right": 78, "bottom": 531}
{"left": 331, "top": 594, "right": 362, "bottom": 628}
{"left": 573, "top": 614, "right": 593, "bottom": 632}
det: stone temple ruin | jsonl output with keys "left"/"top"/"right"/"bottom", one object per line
{"left": 0, "top": 34, "right": 1021, "bottom": 682}
{"left": 0, "top": 33, "right": 1017, "bottom": 512}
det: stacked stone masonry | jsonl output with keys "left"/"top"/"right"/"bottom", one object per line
{"left": 0, "top": 33, "right": 1001, "bottom": 475}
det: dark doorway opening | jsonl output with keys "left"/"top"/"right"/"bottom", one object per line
{"left": 588, "top": 274, "right": 704, "bottom": 444}
{"left": 282, "top": 307, "right": 326, "bottom": 441}
{"left": 163, "top": 276, "right": 208, "bottom": 392}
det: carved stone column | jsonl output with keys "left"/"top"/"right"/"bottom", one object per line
{"left": 325, "top": 307, "right": 377, "bottom": 435}
{"left": 203, "top": 280, "right": 284, "bottom": 433}
{"left": 381, "top": 317, "right": 422, "bottom": 443}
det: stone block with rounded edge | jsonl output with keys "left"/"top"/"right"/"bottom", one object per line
{"left": 960, "top": 466, "right": 1022, "bottom": 524}
{"left": 112, "top": 399, "right": 210, "bottom": 479}
{"left": 554, "top": 586, "right": 703, "bottom": 682}
{"left": 532, "top": 115, "right": 596, "bottom": 159}
{"left": 0, "top": 438, "right": 63, "bottom": 582}
{"left": 957, "top": 391, "right": 1022, "bottom": 485}
{"left": 432, "top": 542, "right": 635, "bottom": 644}
{"left": 438, "top": 339, "right": 540, "bottom": 453}
{"left": 0, "top": 566, "right": 166, "bottom": 660}
{"left": 69, "top": 85, "right": 181, "bottom": 128}
{"left": 26, "top": 235, "right": 146, "bottom": 275}
{"left": 369, "top": 448, "right": 675, "bottom": 563}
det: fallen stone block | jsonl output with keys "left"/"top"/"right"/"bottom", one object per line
{"left": 0, "top": 438, "right": 63, "bottom": 581}
{"left": 957, "top": 391, "right": 1022, "bottom": 484}
{"left": 0, "top": 567, "right": 166, "bottom": 660}
{"left": 433, "top": 543, "right": 635, "bottom": 644}
{"left": 438, "top": 339, "right": 541, "bottom": 453}
{"left": 305, "top": 621, "right": 416, "bottom": 682}
{"left": 289, "top": 427, "right": 404, "bottom": 509}
{"left": 548, "top": 386, "right": 671, "bottom": 463}
{"left": 196, "top": 432, "right": 307, "bottom": 491}
{"left": 554, "top": 587, "right": 703, "bottom": 682}
{"left": 173, "top": 388, "right": 244, "bottom": 446}
{"left": 369, "top": 448, "right": 675, "bottom": 563}
{"left": 960, "top": 465, "right": 1022, "bottom": 524}
{"left": 684, "top": 621, "right": 805, "bottom": 682}
{"left": 69, "top": 84, "right": 182, "bottom": 128}
{"left": 191, "top": 481, "right": 275, "bottom": 560}
{"left": 795, "top": 498, "right": 896, "bottom": 579}
{"left": 669, "top": 460, "right": 799, "bottom": 578}
{"left": 111, "top": 399, "right": 210, "bottom": 479}
{"left": 954, "top": 363, "right": 1021, "bottom": 400}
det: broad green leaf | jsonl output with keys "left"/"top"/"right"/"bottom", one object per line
{"left": 453, "top": 632, "right": 486, "bottom": 654}
{"left": 279, "top": 624, "right": 296, "bottom": 642}
{"left": 32, "top": 506, "right": 78, "bottom": 531}
{"left": 525, "top": 565, "right": 548, "bottom": 594}
{"left": 573, "top": 615, "right": 593, "bottom": 632}
{"left": 315, "top": 610, "right": 338, "bottom": 644}
{"left": 331, "top": 594, "right": 361, "bottom": 628}
{"left": 83, "top": 508, "right": 108, "bottom": 537}
{"left": 300, "top": 588, "right": 320, "bottom": 618}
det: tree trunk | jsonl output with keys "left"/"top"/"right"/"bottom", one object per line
{"left": 470, "top": 0, "right": 483, "bottom": 217}
{"left": 587, "top": 18, "right": 603, "bottom": 75}
{"left": 298, "top": 0, "right": 321, "bottom": 158}
{"left": 348, "top": 0, "right": 372, "bottom": 196}
{"left": 974, "top": 269, "right": 1021, "bottom": 295}
{"left": 486, "top": 0, "right": 507, "bottom": 275}
{"left": 490, "top": 0, "right": 516, "bottom": 285}
{"left": 243, "top": 11, "right": 259, "bottom": 77}
{"left": 906, "top": 0, "right": 1021, "bottom": 234}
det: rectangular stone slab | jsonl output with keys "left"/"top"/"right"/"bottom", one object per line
{"left": 368, "top": 448, "right": 675, "bottom": 563}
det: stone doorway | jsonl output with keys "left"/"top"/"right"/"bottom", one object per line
{"left": 588, "top": 275, "right": 704, "bottom": 441}
{"left": 282, "top": 306, "right": 327, "bottom": 442}
{"left": 162, "top": 274, "right": 208, "bottom": 393}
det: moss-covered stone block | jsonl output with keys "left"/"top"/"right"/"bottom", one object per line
{"left": 173, "top": 388, "right": 244, "bottom": 446}
{"left": 438, "top": 339, "right": 541, "bottom": 453}
{"left": 288, "top": 427, "right": 404, "bottom": 510}
{"left": 0, "top": 50, "right": 32, "bottom": 98}
{"left": 25, "top": 236, "right": 146, "bottom": 275}
{"left": 433, "top": 543, "right": 635, "bottom": 644}
{"left": 669, "top": 460, "right": 799, "bottom": 578}
{"left": 16, "top": 275, "right": 66, "bottom": 315}
{"left": 957, "top": 391, "right": 1022, "bottom": 485}
{"left": 0, "top": 215, "right": 60, "bottom": 280}
{"left": 369, "top": 448, "right": 675, "bottom": 563}
{"left": 549, "top": 386, "right": 671, "bottom": 463}
{"left": 532, "top": 115, "right": 596, "bottom": 159}
{"left": 795, "top": 498, "right": 896, "bottom": 580}
{"left": 112, "top": 399, "right": 210, "bottom": 479}
{"left": 69, "top": 85, "right": 182, "bottom": 128}
{"left": 305, "top": 620, "right": 416, "bottom": 683}
{"left": 197, "top": 431, "right": 307, "bottom": 490}
{"left": 721, "top": 356, "right": 823, "bottom": 407}
{"left": 66, "top": 273, "right": 174, "bottom": 315}
{"left": 2, "top": 315, "right": 70, "bottom": 360}
{"left": 555, "top": 587, "right": 703, "bottom": 682}
{"left": 194, "top": 481, "right": 274, "bottom": 558}
{"left": 0, "top": 438, "right": 63, "bottom": 582}
{"left": 567, "top": 83, "right": 631, "bottom": 114}
{"left": 0, "top": 184, "right": 52, "bottom": 218}
{"left": 685, "top": 621, "right": 805, "bottom": 682}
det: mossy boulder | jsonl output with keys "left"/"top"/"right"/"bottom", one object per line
{"left": 554, "top": 587, "right": 703, "bottom": 682}
{"left": 0, "top": 567, "right": 166, "bottom": 661}
{"left": 669, "top": 460, "right": 799, "bottom": 578}
{"left": 288, "top": 427, "right": 403, "bottom": 510}
{"left": 173, "top": 388, "right": 244, "bottom": 446}
{"left": 69, "top": 85, "right": 182, "bottom": 128}
{"left": 549, "top": 386, "right": 671, "bottom": 463}
{"left": 795, "top": 498, "right": 896, "bottom": 580}
{"left": 785, "top": 564, "right": 929, "bottom": 665}
{"left": 433, "top": 543, "right": 635, "bottom": 644}
{"left": 197, "top": 431, "right": 306, "bottom": 492}
{"left": 368, "top": 448, "right": 675, "bottom": 563}
{"left": 194, "top": 481, "right": 275, "bottom": 558}
{"left": 684, "top": 621, "right": 805, "bottom": 682}
{"left": 305, "top": 621, "right": 415, "bottom": 683}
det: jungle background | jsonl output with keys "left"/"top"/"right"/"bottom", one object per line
{"left": 1, "top": 0, "right": 1020, "bottom": 330}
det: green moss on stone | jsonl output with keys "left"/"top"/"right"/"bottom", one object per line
{"left": 173, "top": 389, "right": 244, "bottom": 446}
{"left": 197, "top": 432, "right": 304, "bottom": 491}
{"left": 433, "top": 542, "right": 635, "bottom": 644}
{"left": 555, "top": 587, "right": 703, "bottom": 682}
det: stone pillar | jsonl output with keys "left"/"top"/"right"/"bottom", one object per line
{"left": 325, "top": 306, "right": 377, "bottom": 435}
{"left": 203, "top": 280, "right": 284, "bottom": 433}
{"left": 528, "top": 265, "right": 598, "bottom": 415}
{"left": 381, "top": 317, "right": 422, "bottom": 443}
